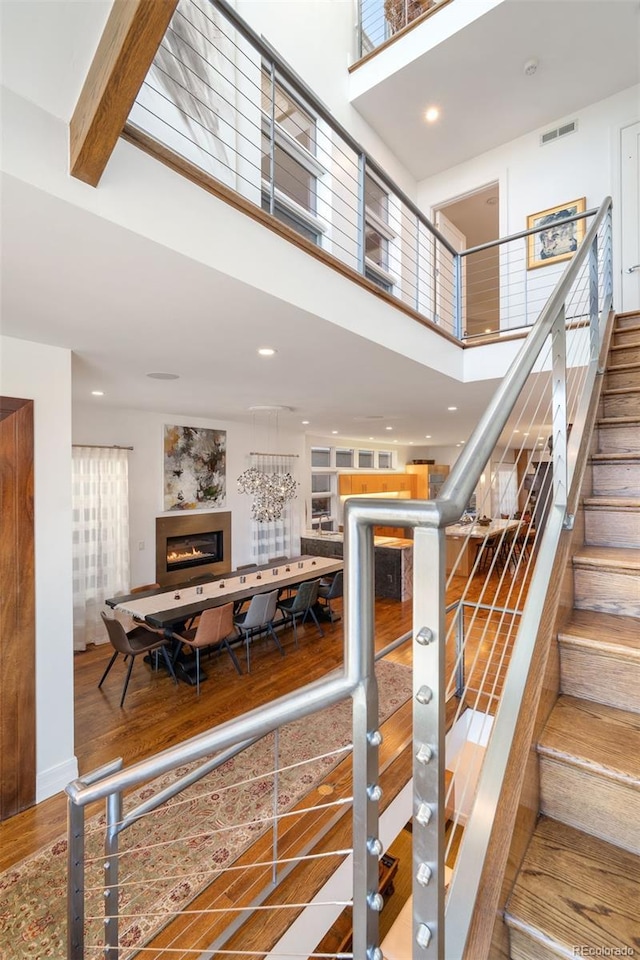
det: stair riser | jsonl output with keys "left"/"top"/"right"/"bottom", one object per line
{"left": 574, "top": 566, "right": 640, "bottom": 617}
{"left": 539, "top": 757, "right": 640, "bottom": 854}
{"left": 602, "top": 393, "right": 640, "bottom": 418}
{"left": 616, "top": 314, "right": 640, "bottom": 330}
{"left": 614, "top": 326, "right": 640, "bottom": 345}
{"left": 606, "top": 368, "right": 640, "bottom": 391}
{"left": 597, "top": 423, "right": 640, "bottom": 453}
{"left": 559, "top": 646, "right": 640, "bottom": 714}
{"left": 592, "top": 461, "right": 640, "bottom": 497}
{"left": 584, "top": 508, "right": 640, "bottom": 548}
{"left": 610, "top": 344, "right": 640, "bottom": 365}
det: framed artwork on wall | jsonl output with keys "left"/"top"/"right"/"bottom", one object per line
{"left": 163, "top": 424, "right": 226, "bottom": 510}
{"left": 527, "top": 197, "right": 586, "bottom": 270}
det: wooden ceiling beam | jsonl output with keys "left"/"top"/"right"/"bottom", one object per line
{"left": 70, "top": 0, "right": 179, "bottom": 187}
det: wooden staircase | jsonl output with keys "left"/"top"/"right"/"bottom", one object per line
{"left": 504, "top": 312, "right": 640, "bottom": 958}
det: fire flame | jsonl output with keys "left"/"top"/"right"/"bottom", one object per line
{"left": 167, "top": 547, "right": 209, "bottom": 564}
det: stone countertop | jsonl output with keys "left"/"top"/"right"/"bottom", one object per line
{"left": 302, "top": 531, "right": 413, "bottom": 550}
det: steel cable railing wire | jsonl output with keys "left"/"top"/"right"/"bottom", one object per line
{"left": 441, "top": 290, "right": 594, "bottom": 849}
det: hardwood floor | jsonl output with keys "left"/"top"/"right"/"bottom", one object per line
{"left": 0, "top": 561, "right": 531, "bottom": 946}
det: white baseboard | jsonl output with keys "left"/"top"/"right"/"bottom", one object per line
{"left": 36, "top": 756, "right": 79, "bottom": 803}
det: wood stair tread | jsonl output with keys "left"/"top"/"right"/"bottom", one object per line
{"left": 597, "top": 415, "right": 640, "bottom": 426}
{"left": 591, "top": 452, "right": 640, "bottom": 462}
{"left": 607, "top": 360, "right": 640, "bottom": 372}
{"left": 602, "top": 386, "right": 640, "bottom": 396}
{"left": 573, "top": 544, "right": 640, "bottom": 570}
{"left": 505, "top": 817, "right": 640, "bottom": 954}
{"left": 539, "top": 695, "right": 640, "bottom": 784}
{"left": 583, "top": 496, "right": 640, "bottom": 507}
{"left": 558, "top": 610, "right": 640, "bottom": 659}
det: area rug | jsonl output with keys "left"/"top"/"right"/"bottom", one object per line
{"left": 0, "top": 659, "right": 411, "bottom": 959}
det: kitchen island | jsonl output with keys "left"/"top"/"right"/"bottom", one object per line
{"left": 300, "top": 532, "right": 413, "bottom": 601}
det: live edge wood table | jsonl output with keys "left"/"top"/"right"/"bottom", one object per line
{"left": 106, "top": 556, "right": 343, "bottom": 685}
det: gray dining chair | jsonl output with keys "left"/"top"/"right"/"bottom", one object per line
{"left": 234, "top": 589, "right": 283, "bottom": 671}
{"left": 99, "top": 611, "right": 177, "bottom": 708}
{"left": 317, "top": 570, "right": 343, "bottom": 627}
{"left": 276, "top": 578, "right": 324, "bottom": 646}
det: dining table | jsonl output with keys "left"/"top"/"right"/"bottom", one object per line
{"left": 105, "top": 555, "right": 343, "bottom": 685}
{"left": 444, "top": 518, "right": 522, "bottom": 577}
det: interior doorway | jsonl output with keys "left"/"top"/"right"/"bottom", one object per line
{"left": 434, "top": 182, "right": 500, "bottom": 338}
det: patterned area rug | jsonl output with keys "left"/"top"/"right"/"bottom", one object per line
{"left": 0, "top": 659, "right": 411, "bottom": 959}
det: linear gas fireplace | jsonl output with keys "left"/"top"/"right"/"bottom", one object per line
{"left": 156, "top": 512, "right": 231, "bottom": 587}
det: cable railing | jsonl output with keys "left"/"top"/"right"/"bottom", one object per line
{"left": 358, "top": 0, "right": 449, "bottom": 58}
{"left": 122, "top": 0, "right": 597, "bottom": 346}
{"left": 67, "top": 198, "right": 612, "bottom": 958}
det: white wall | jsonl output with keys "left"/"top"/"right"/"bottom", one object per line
{"left": 72, "top": 404, "right": 307, "bottom": 586}
{"left": 0, "top": 336, "right": 77, "bottom": 800}
{"left": 419, "top": 84, "right": 640, "bottom": 317}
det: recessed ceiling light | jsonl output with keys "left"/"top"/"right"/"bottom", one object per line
{"left": 258, "top": 347, "right": 276, "bottom": 356}
{"left": 393, "top": 439, "right": 398, "bottom": 443}
{"left": 425, "top": 435, "right": 432, "bottom": 439}
{"left": 91, "top": 390, "right": 104, "bottom": 396}
{"left": 385, "top": 426, "right": 393, "bottom": 431}
{"left": 456, "top": 443, "right": 462, "bottom": 447}
{"left": 369, "top": 436, "right": 374, "bottom": 440}
{"left": 447, "top": 406, "right": 457, "bottom": 411}
{"left": 146, "top": 372, "right": 180, "bottom": 380}
{"left": 301, "top": 420, "right": 310, "bottom": 425}
{"left": 409, "top": 441, "right": 414, "bottom": 445}
{"left": 425, "top": 106, "right": 440, "bottom": 123}
{"left": 332, "top": 430, "right": 339, "bottom": 435}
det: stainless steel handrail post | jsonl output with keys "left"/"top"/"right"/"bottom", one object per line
{"left": 412, "top": 521, "right": 446, "bottom": 959}
{"left": 589, "top": 233, "right": 599, "bottom": 347}
{"left": 345, "top": 499, "right": 381, "bottom": 960}
{"left": 453, "top": 253, "right": 462, "bottom": 340}
{"left": 273, "top": 727, "right": 279, "bottom": 885}
{"left": 551, "top": 306, "right": 568, "bottom": 515}
{"left": 358, "top": 153, "right": 367, "bottom": 276}
{"left": 68, "top": 800, "right": 86, "bottom": 959}
{"left": 104, "top": 789, "right": 123, "bottom": 956}
{"left": 268, "top": 62, "right": 276, "bottom": 217}
{"left": 455, "top": 603, "right": 465, "bottom": 700}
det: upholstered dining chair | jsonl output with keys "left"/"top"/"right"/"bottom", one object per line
{"left": 276, "top": 578, "right": 324, "bottom": 646}
{"left": 170, "top": 602, "right": 242, "bottom": 695}
{"left": 130, "top": 582, "right": 161, "bottom": 594}
{"left": 99, "top": 611, "right": 177, "bottom": 708}
{"left": 234, "top": 589, "right": 283, "bottom": 671}
{"left": 317, "top": 570, "right": 343, "bottom": 627}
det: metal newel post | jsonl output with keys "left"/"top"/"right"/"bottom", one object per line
{"left": 357, "top": 153, "right": 367, "bottom": 277}
{"left": 67, "top": 799, "right": 86, "bottom": 960}
{"left": 589, "top": 233, "right": 599, "bottom": 361}
{"left": 104, "top": 790, "right": 123, "bottom": 957}
{"left": 551, "top": 306, "right": 568, "bottom": 512}
{"left": 453, "top": 253, "right": 463, "bottom": 339}
{"left": 346, "top": 503, "right": 381, "bottom": 960}
{"left": 455, "top": 603, "right": 465, "bottom": 700}
{"left": 273, "top": 726, "right": 280, "bottom": 885}
{"left": 412, "top": 522, "right": 446, "bottom": 959}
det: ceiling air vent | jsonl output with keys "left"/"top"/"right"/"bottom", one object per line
{"left": 540, "top": 120, "right": 577, "bottom": 146}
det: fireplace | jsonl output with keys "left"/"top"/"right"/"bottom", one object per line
{"left": 156, "top": 512, "right": 231, "bottom": 587}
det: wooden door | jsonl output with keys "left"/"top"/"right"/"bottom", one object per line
{"left": 0, "top": 398, "right": 36, "bottom": 818}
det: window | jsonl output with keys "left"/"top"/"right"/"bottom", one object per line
{"left": 311, "top": 447, "right": 331, "bottom": 468}
{"left": 336, "top": 448, "right": 354, "bottom": 468}
{"left": 358, "top": 449, "right": 374, "bottom": 468}
{"left": 378, "top": 451, "right": 392, "bottom": 469}
{"left": 261, "top": 72, "right": 323, "bottom": 244}
{"left": 311, "top": 473, "right": 332, "bottom": 493}
{"left": 364, "top": 171, "right": 396, "bottom": 292}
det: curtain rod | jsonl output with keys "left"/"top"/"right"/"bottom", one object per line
{"left": 250, "top": 452, "right": 299, "bottom": 457}
{"left": 72, "top": 444, "right": 134, "bottom": 450}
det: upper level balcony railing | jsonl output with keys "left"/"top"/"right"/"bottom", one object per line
{"left": 119, "top": 0, "right": 595, "bottom": 347}
{"left": 358, "top": 0, "right": 451, "bottom": 59}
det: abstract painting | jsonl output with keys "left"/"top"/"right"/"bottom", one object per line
{"left": 164, "top": 425, "right": 226, "bottom": 510}
{"left": 527, "top": 197, "right": 586, "bottom": 269}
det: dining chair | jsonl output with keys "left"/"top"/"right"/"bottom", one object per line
{"left": 234, "top": 589, "right": 283, "bottom": 671}
{"left": 269, "top": 556, "right": 289, "bottom": 564}
{"left": 317, "top": 570, "right": 343, "bottom": 627}
{"left": 98, "top": 611, "right": 177, "bottom": 708}
{"left": 237, "top": 563, "right": 258, "bottom": 570}
{"left": 276, "top": 579, "right": 324, "bottom": 646}
{"left": 130, "top": 582, "right": 161, "bottom": 594}
{"left": 170, "top": 603, "right": 242, "bottom": 695}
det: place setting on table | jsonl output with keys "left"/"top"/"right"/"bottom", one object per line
{"left": 105, "top": 555, "right": 343, "bottom": 688}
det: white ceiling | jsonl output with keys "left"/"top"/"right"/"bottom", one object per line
{"left": 2, "top": 0, "right": 633, "bottom": 450}
{"left": 352, "top": 0, "right": 640, "bottom": 180}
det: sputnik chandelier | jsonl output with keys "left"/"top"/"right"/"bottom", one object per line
{"left": 237, "top": 406, "right": 298, "bottom": 522}
{"left": 237, "top": 467, "right": 297, "bottom": 522}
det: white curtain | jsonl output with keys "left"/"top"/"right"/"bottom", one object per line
{"left": 249, "top": 454, "right": 297, "bottom": 564}
{"left": 72, "top": 447, "right": 130, "bottom": 651}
